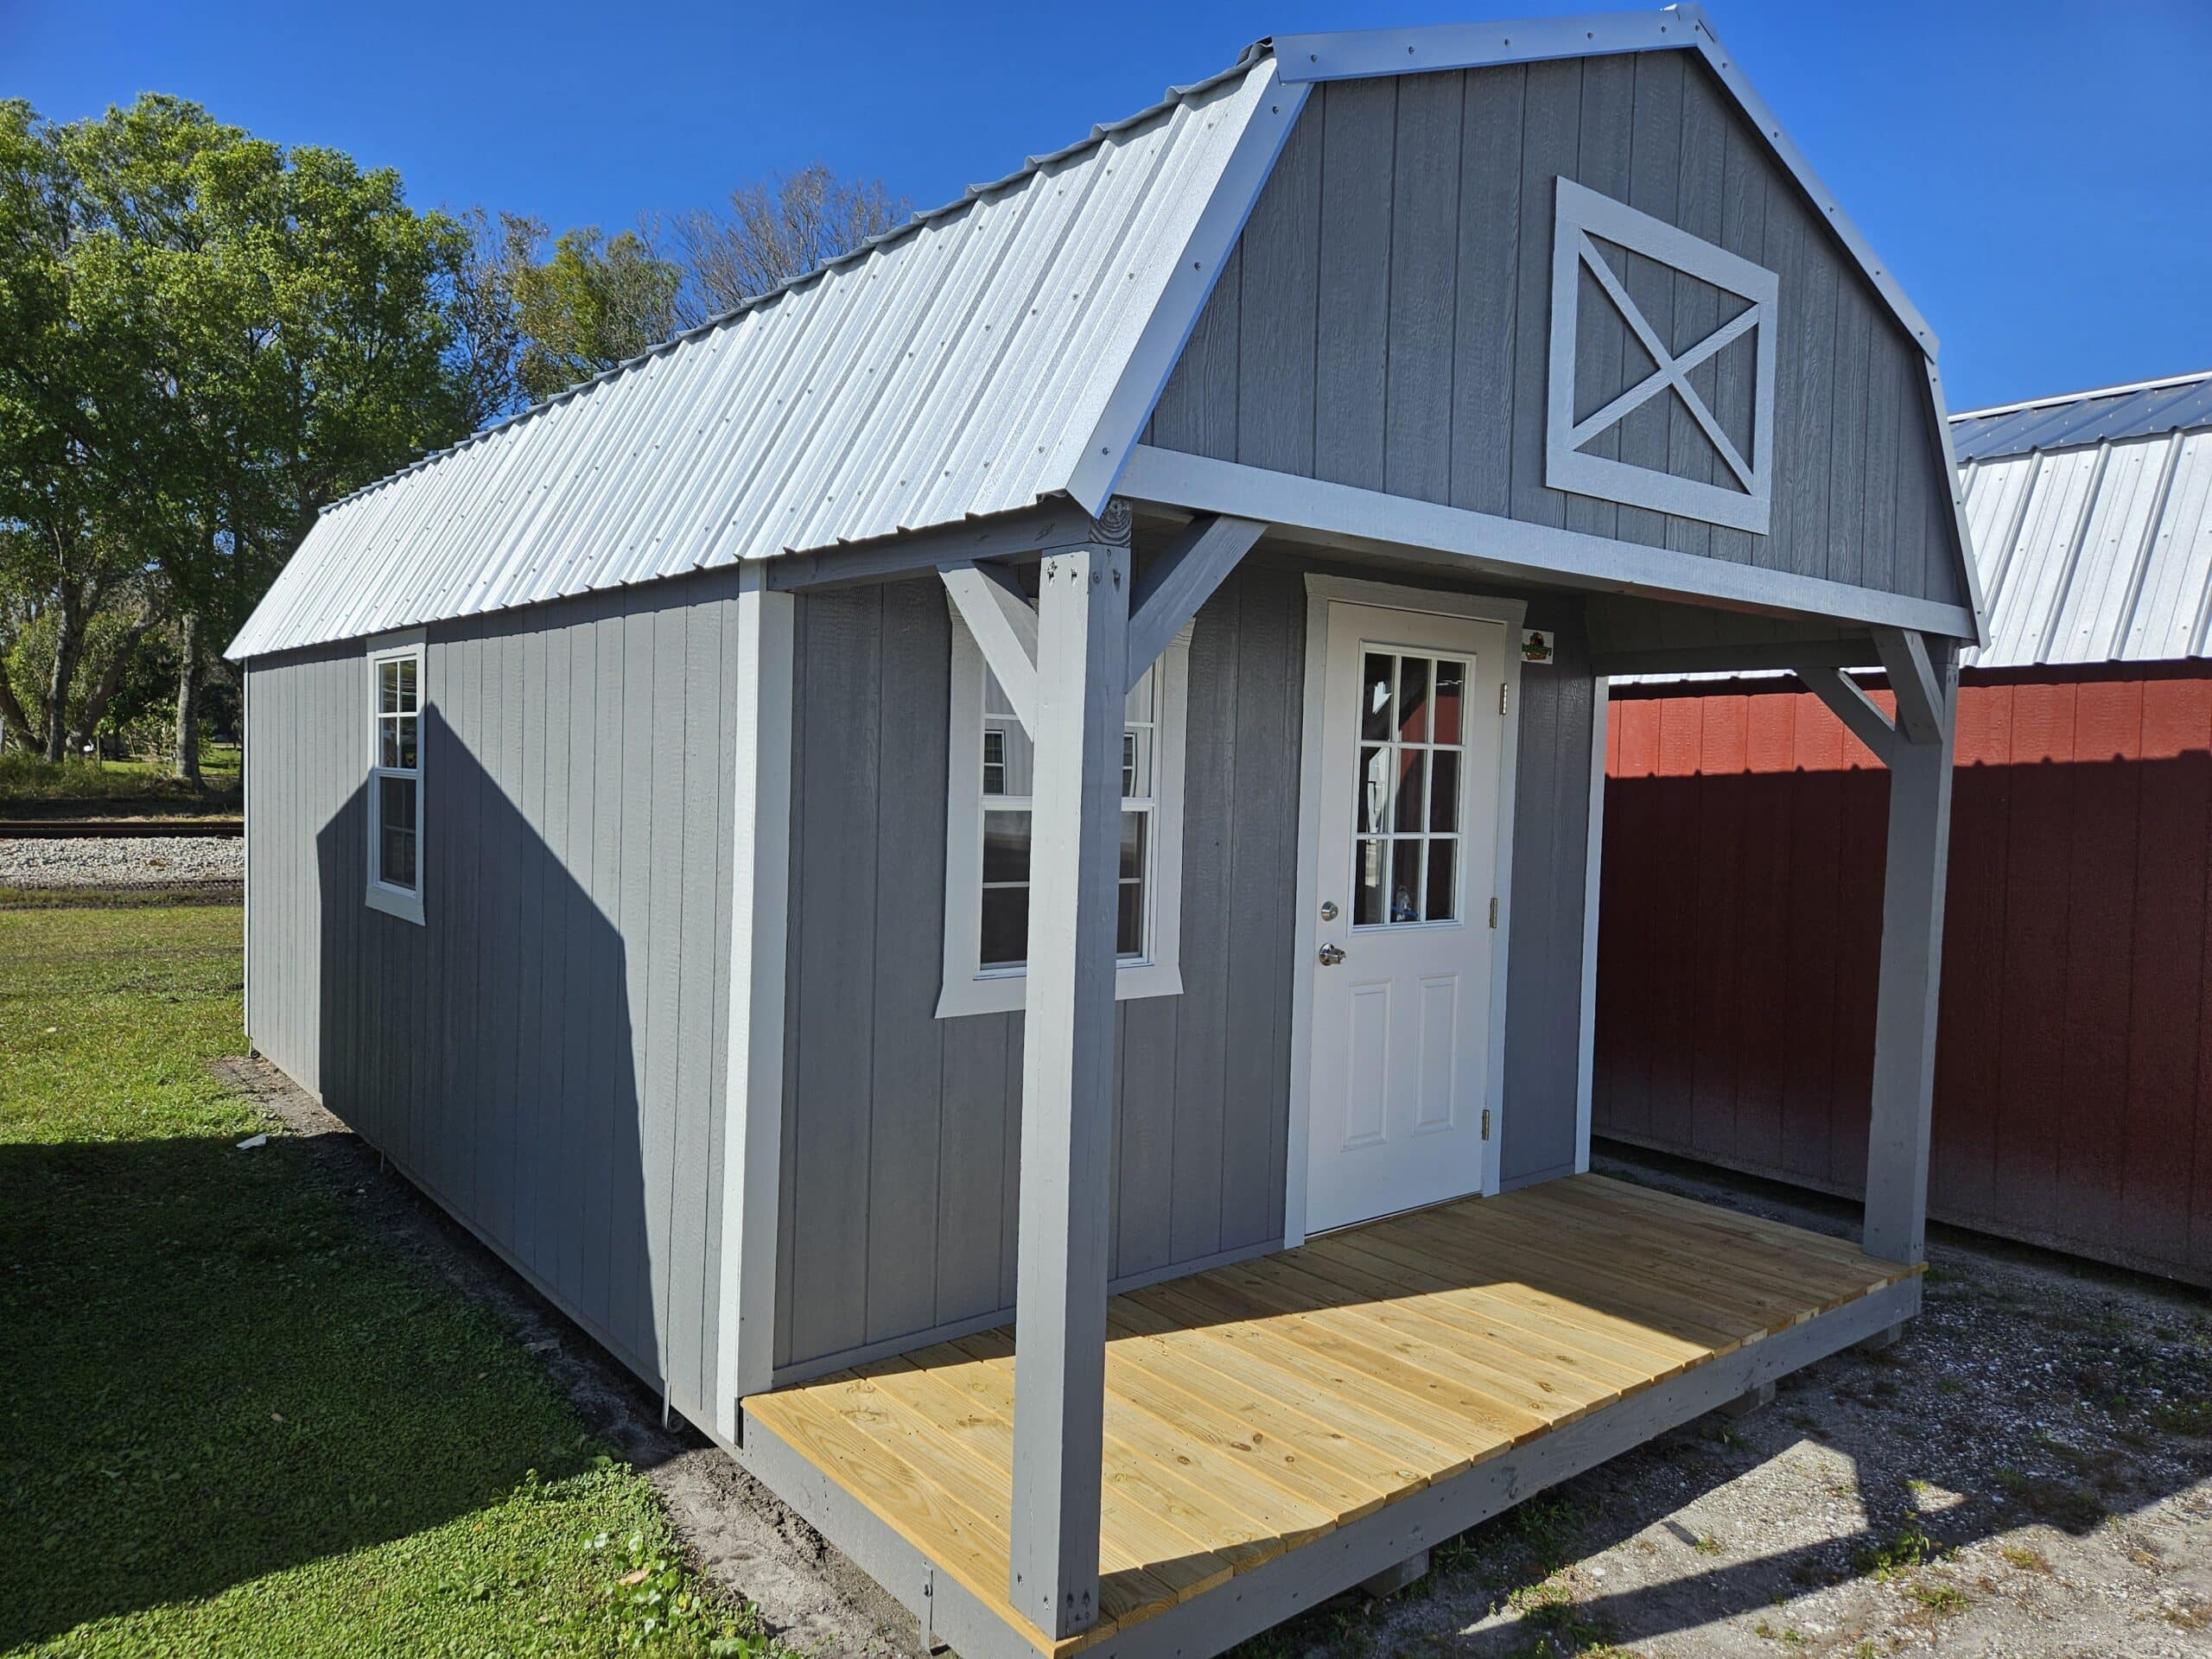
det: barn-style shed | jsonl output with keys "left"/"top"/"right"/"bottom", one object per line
{"left": 229, "top": 10, "right": 1984, "bottom": 1655}
{"left": 1599, "top": 370, "right": 2212, "bottom": 1290}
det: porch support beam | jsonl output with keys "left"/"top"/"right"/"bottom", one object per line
{"left": 1124, "top": 513, "right": 1265, "bottom": 691}
{"left": 1796, "top": 666, "right": 1897, "bottom": 766}
{"left": 1872, "top": 626, "right": 1945, "bottom": 745}
{"left": 1862, "top": 635, "right": 1959, "bottom": 1269}
{"left": 1008, "top": 538, "right": 1130, "bottom": 1640}
{"left": 941, "top": 564, "right": 1040, "bottom": 735}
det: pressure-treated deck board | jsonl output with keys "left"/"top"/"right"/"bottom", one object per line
{"left": 745, "top": 1173, "right": 1916, "bottom": 1657}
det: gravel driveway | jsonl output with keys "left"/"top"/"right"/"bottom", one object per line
{"left": 0, "top": 834, "right": 243, "bottom": 892}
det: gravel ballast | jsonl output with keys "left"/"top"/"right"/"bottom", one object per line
{"left": 0, "top": 833, "right": 243, "bottom": 890}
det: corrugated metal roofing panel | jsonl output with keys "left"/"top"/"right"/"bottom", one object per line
{"left": 227, "top": 54, "right": 1278, "bottom": 659}
{"left": 1962, "top": 427, "right": 2212, "bottom": 668}
{"left": 1951, "top": 370, "right": 2212, "bottom": 462}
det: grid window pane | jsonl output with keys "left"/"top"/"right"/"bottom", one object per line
{"left": 980, "top": 887, "right": 1029, "bottom": 969}
{"left": 397, "top": 656, "right": 417, "bottom": 710}
{"left": 1345, "top": 647, "right": 1473, "bottom": 930}
{"left": 1393, "top": 750, "right": 1426, "bottom": 834}
{"left": 1429, "top": 750, "right": 1460, "bottom": 832}
{"left": 1361, "top": 653, "right": 1394, "bottom": 741}
{"left": 378, "top": 775, "right": 418, "bottom": 890}
{"left": 982, "top": 810, "right": 1031, "bottom": 884}
{"left": 1397, "top": 656, "right": 1430, "bottom": 743}
{"left": 1425, "top": 839, "right": 1457, "bottom": 922}
{"left": 1433, "top": 659, "right": 1465, "bottom": 745}
{"left": 1354, "top": 838, "right": 1389, "bottom": 925}
{"left": 1116, "top": 875, "right": 1144, "bottom": 956}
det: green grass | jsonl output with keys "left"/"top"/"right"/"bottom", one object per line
{"left": 0, "top": 747, "right": 241, "bottom": 808}
{"left": 0, "top": 904, "right": 772, "bottom": 1656}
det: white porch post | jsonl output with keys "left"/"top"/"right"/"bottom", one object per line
{"left": 1008, "top": 533, "right": 1129, "bottom": 1639}
{"left": 1860, "top": 637, "right": 1959, "bottom": 1268}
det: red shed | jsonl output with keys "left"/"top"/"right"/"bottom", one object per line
{"left": 1594, "top": 371, "right": 2212, "bottom": 1287}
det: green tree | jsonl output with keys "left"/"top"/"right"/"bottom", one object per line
{"left": 507, "top": 220, "right": 683, "bottom": 404}
{"left": 0, "top": 93, "right": 472, "bottom": 780}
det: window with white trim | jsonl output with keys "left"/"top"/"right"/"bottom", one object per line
{"left": 937, "top": 611, "right": 1189, "bottom": 1019}
{"left": 365, "top": 639, "right": 425, "bottom": 925}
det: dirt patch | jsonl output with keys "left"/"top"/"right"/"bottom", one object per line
{"left": 1243, "top": 1153, "right": 2212, "bottom": 1659}
{"left": 219, "top": 1057, "right": 923, "bottom": 1658}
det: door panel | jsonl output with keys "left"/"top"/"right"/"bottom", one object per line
{"left": 1306, "top": 602, "right": 1508, "bottom": 1235}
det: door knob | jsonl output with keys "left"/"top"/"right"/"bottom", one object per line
{"left": 1318, "top": 944, "right": 1347, "bottom": 966}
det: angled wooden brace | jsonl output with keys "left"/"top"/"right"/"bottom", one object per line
{"left": 941, "top": 563, "right": 1039, "bottom": 734}
{"left": 1872, "top": 627, "right": 1946, "bottom": 746}
{"left": 1124, "top": 515, "right": 1266, "bottom": 692}
{"left": 1797, "top": 665, "right": 1897, "bottom": 766}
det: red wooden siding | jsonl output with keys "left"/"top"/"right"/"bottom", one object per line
{"left": 1594, "top": 669, "right": 2212, "bottom": 1287}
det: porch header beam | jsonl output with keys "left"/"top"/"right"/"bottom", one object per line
{"left": 1125, "top": 513, "right": 1265, "bottom": 691}
{"left": 1119, "top": 445, "right": 1979, "bottom": 642}
{"left": 764, "top": 501, "right": 1103, "bottom": 593}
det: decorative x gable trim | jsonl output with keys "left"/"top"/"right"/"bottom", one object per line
{"left": 1546, "top": 177, "right": 1779, "bottom": 536}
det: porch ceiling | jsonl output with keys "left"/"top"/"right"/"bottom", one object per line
{"left": 743, "top": 1173, "right": 1917, "bottom": 1657}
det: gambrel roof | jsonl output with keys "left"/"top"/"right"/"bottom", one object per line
{"left": 231, "top": 7, "right": 1967, "bottom": 659}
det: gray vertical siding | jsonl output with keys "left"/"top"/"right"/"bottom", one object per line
{"left": 1145, "top": 58, "right": 1967, "bottom": 613}
{"left": 243, "top": 573, "right": 746, "bottom": 1427}
{"left": 1500, "top": 616, "right": 1599, "bottom": 1189}
{"left": 773, "top": 556, "right": 1596, "bottom": 1376}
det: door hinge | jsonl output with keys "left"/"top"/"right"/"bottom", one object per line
{"left": 1488, "top": 895, "right": 1498, "bottom": 929}
{"left": 1481, "top": 1108, "right": 1491, "bottom": 1141}
{"left": 1498, "top": 682, "right": 1510, "bottom": 716}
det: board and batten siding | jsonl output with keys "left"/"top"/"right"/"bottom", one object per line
{"left": 773, "top": 554, "right": 1598, "bottom": 1376}
{"left": 1144, "top": 56, "right": 1965, "bottom": 612}
{"left": 244, "top": 573, "right": 747, "bottom": 1428}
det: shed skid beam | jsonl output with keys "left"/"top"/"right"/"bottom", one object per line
{"left": 1124, "top": 514, "right": 1265, "bottom": 691}
{"left": 941, "top": 565, "right": 1040, "bottom": 734}
{"left": 1861, "top": 641, "right": 1959, "bottom": 1268}
{"left": 1007, "top": 541, "right": 1128, "bottom": 1640}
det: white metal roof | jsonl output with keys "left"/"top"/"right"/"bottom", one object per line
{"left": 228, "top": 52, "right": 1290, "bottom": 659}
{"left": 231, "top": 8, "right": 1963, "bottom": 661}
{"left": 1962, "top": 372, "right": 2212, "bottom": 668}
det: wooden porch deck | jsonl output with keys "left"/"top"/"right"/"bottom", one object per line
{"left": 742, "top": 1175, "right": 1919, "bottom": 1658}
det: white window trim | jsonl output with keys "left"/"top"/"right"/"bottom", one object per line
{"left": 365, "top": 631, "right": 426, "bottom": 926}
{"left": 936, "top": 613, "right": 1190, "bottom": 1020}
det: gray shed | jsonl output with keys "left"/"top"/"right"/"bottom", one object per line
{"left": 229, "top": 10, "right": 1986, "bottom": 1655}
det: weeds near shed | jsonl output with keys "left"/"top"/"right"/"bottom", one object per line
{"left": 1854, "top": 1521, "right": 1935, "bottom": 1581}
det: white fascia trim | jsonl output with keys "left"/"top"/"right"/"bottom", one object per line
{"left": 715, "top": 565, "right": 795, "bottom": 1433}
{"left": 1063, "top": 62, "right": 1311, "bottom": 514}
{"left": 1121, "top": 445, "right": 1980, "bottom": 640}
{"left": 934, "top": 612, "right": 1191, "bottom": 1020}
{"left": 1273, "top": 6, "right": 1939, "bottom": 359}
{"left": 1575, "top": 679, "right": 1608, "bottom": 1174}
{"left": 1924, "top": 359, "right": 1993, "bottom": 646}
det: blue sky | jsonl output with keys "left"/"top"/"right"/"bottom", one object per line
{"left": 10, "top": 0, "right": 2209, "bottom": 410}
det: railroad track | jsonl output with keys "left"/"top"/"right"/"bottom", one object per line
{"left": 0, "top": 817, "right": 244, "bottom": 840}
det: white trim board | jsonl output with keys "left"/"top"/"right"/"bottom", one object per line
{"left": 1067, "top": 62, "right": 1311, "bottom": 515}
{"left": 1118, "top": 445, "right": 1980, "bottom": 641}
{"left": 935, "top": 607, "right": 1191, "bottom": 1020}
{"left": 1547, "top": 178, "right": 1778, "bottom": 536}
{"left": 715, "top": 567, "right": 796, "bottom": 1436}
{"left": 1575, "top": 679, "right": 1608, "bottom": 1174}
{"left": 1285, "top": 575, "right": 1527, "bottom": 1245}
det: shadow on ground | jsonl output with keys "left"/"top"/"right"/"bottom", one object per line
{"left": 0, "top": 1122, "right": 606, "bottom": 1647}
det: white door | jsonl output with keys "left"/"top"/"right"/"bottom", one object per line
{"left": 1304, "top": 601, "right": 1510, "bottom": 1235}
